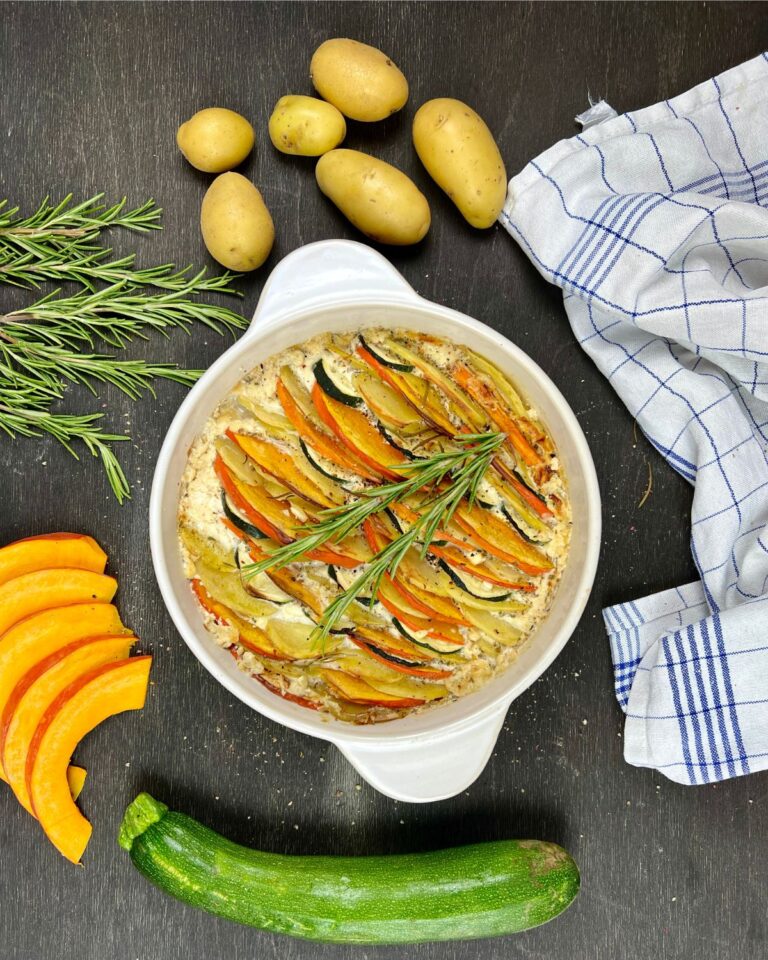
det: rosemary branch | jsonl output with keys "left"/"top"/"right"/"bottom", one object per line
{"left": 0, "top": 194, "right": 247, "bottom": 501}
{"left": 242, "top": 431, "right": 506, "bottom": 642}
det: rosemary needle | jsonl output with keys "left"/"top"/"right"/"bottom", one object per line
{"left": 241, "top": 431, "right": 506, "bottom": 643}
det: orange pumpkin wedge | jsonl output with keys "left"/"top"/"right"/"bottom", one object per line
{"left": 0, "top": 569, "right": 117, "bottom": 637}
{"left": 276, "top": 376, "right": 378, "bottom": 480}
{"left": 453, "top": 505, "right": 552, "bottom": 575}
{"left": 312, "top": 382, "right": 407, "bottom": 479}
{"left": 227, "top": 431, "right": 337, "bottom": 508}
{"left": 0, "top": 603, "right": 127, "bottom": 782}
{"left": 27, "top": 655, "right": 152, "bottom": 863}
{"left": 453, "top": 363, "right": 543, "bottom": 467}
{"left": 0, "top": 533, "right": 107, "bottom": 587}
{"left": 67, "top": 765, "right": 87, "bottom": 801}
{"left": 318, "top": 668, "right": 425, "bottom": 708}
{"left": 2, "top": 634, "right": 137, "bottom": 813}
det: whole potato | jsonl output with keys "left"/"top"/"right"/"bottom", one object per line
{"left": 268, "top": 95, "right": 346, "bottom": 156}
{"left": 412, "top": 98, "right": 507, "bottom": 229}
{"left": 200, "top": 173, "right": 274, "bottom": 271}
{"left": 177, "top": 107, "right": 254, "bottom": 173}
{"left": 310, "top": 38, "right": 408, "bottom": 122}
{"left": 316, "top": 149, "right": 430, "bottom": 245}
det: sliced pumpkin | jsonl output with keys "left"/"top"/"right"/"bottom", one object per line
{"left": 356, "top": 342, "right": 456, "bottom": 434}
{"left": 382, "top": 338, "right": 487, "bottom": 429}
{"left": 67, "top": 766, "right": 87, "bottom": 802}
{"left": 27, "top": 656, "right": 152, "bottom": 863}
{"left": 312, "top": 382, "right": 407, "bottom": 479}
{"left": 276, "top": 371, "right": 378, "bottom": 480}
{"left": 1, "top": 634, "right": 136, "bottom": 814}
{"left": 453, "top": 504, "right": 553, "bottom": 575}
{"left": 0, "top": 569, "right": 117, "bottom": 637}
{"left": 330, "top": 652, "right": 450, "bottom": 699}
{"left": 0, "top": 533, "right": 107, "bottom": 587}
{"left": 0, "top": 603, "right": 127, "bottom": 783}
{"left": 228, "top": 431, "right": 339, "bottom": 508}
{"left": 350, "top": 637, "right": 453, "bottom": 680}
{"left": 318, "top": 668, "right": 425, "bottom": 708}
{"left": 453, "top": 362, "right": 543, "bottom": 467}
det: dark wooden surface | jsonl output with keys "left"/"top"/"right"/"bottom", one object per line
{"left": 1, "top": 2, "right": 767, "bottom": 958}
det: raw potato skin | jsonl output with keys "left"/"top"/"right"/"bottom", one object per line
{"left": 269, "top": 95, "right": 346, "bottom": 156}
{"left": 315, "top": 149, "right": 430, "bottom": 246}
{"left": 177, "top": 108, "right": 255, "bottom": 173}
{"left": 310, "top": 38, "right": 408, "bottom": 122}
{"left": 413, "top": 98, "right": 507, "bottom": 229}
{"left": 200, "top": 173, "right": 274, "bottom": 271}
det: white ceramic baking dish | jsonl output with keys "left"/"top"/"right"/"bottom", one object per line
{"left": 150, "top": 239, "right": 601, "bottom": 803}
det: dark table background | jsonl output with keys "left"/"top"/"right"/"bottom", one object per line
{"left": 1, "top": 2, "right": 767, "bottom": 958}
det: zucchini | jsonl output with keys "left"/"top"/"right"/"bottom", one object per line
{"left": 313, "top": 359, "right": 361, "bottom": 407}
{"left": 120, "top": 793, "right": 580, "bottom": 944}
{"left": 437, "top": 558, "right": 511, "bottom": 602}
{"left": 358, "top": 334, "right": 413, "bottom": 372}
{"left": 299, "top": 438, "right": 346, "bottom": 483}
{"left": 221, "top": 492, "right": 267, "bottom": 540}
{"left": 392, "top": 618, "right": 463, "bottom": 655}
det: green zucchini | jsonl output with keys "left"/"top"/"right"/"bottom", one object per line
{"left": 119, "top": 793, "right": 580, "bottom": 944}
{"left": 221, "top": 492, "right": 267, "bottom": 540}
{"left": 358, "top": 334, "right": 413, "bottom": 372}
{"left": 313, "top": 359, "right": 361, "bottom": 407}
{"left": 299, "top": 438, "right": 346, "bottom": 483}
{"left": 437, "top": 558, "right": 512, "bottom": 602}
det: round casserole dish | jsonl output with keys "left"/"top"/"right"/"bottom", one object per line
{"left": 150, "top": 239, "right": 601, "bottom": 803}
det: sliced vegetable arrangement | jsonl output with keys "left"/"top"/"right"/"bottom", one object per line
{"left": 120, "top": 792, "right": 580, "bottom": 944}
{"left": 0, "top": 532, "right": 152, "bottom": 862}
{"left": 178, "top": 328, "right": 570, "bottom": 723}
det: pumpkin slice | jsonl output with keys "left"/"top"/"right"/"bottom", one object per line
{"left": 312, "top": 382, "right": 407, "bottom": 479}
{"left": 356, "top": 342, "right": 456, "bottom": 434}
{"left": 2, "top": 634, "right": 136, "bottom": 813}
{"left": 453, "top": 505, "right": 552, "bottom": 575}
{"left": 453, "top": 362, "right": 543, "bottom": 467}
{"left": 0, "top": 603, "right": 127, "bottom": 783}
{"left": 0, "top": 534, "right": 107, "bottom": 587}
{"left": 276, "top": 371, "right": 378, "bottom": 480}
{"left": 0, "top": 569, "right": 117, "bottom": 637}
{"left": 318, "top": 668, "right": 425, "bottom": 708}
{"left": 27, "top": 656, "right": 152, "bottom": 863}
{"left": 67, "top": 766, "right": 87, "bottom": 801}
{"left": 228, "top": 431, "right": 339, "bottom": 508}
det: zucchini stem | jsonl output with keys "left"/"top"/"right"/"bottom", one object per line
{"left": 118, "top": 792, "right": 168, "bottom": 851}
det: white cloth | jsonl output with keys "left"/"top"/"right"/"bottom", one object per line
{"left": 501, "top": 53, "right": 768, "bottom": 784}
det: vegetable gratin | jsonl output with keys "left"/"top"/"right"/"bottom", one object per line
{"left": 178, "top": 329, "right": 571, "bottom": 723}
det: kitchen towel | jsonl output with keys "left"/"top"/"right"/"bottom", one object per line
{"left": 501, "top": 53, "right": 768, "bottom": 784}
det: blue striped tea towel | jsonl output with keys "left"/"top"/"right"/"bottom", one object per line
{"left": 501, "top": 53, "right": 768, "bottom": 784}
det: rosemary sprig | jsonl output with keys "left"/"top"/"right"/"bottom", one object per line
{"left": 0, "top": 194, "right": 247, "bottom": 501}
{"left": 0, "top": 195, "right": 161, "bottom": 244}
{"left": 242, "top": 431, "right": 506, "bottom": 643}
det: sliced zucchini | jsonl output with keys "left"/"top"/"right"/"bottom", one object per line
{"left": 313, "top": 359, "right": 361, "bottom": 407}
{"left": 437, "top": 559, "right": 511, "bottom": 601}
{"left": 222, "top": 492, "right": 267, "bottom": 540}
{"left": 299, "top": 438, "right": 347, "bottom": 483}
{"left": 392, "top": 618, "right": 463, "bottom": 655}
{"left": 358, "top": 335, "right": 413, "bottom": 372}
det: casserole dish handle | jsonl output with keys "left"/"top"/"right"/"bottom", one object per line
{"left": 336, "top": 704, "right": 509, "bottom": 803}
{"left": 249, "top": 240, "right": 419, "bottom": 334}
